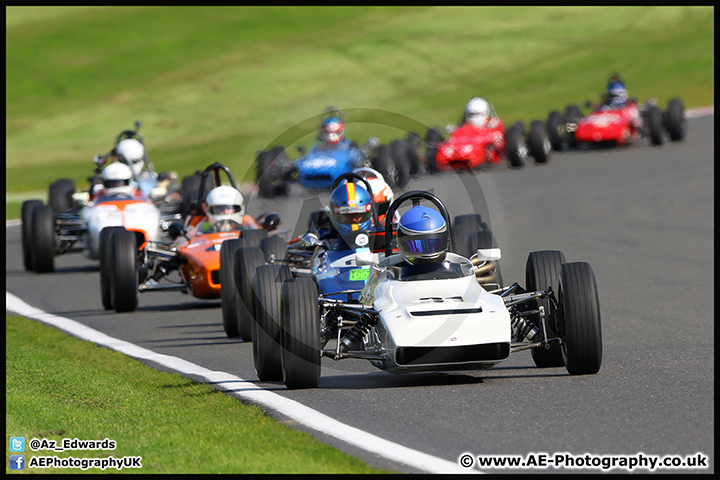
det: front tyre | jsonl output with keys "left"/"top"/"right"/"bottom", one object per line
{"left": 665, "top": 98, "right": 686, "bottom": 142}
{"left": 31, "top": 204, "right": 55, "bottom": 273}
{"left": 220, "top": 239, "right": 243, "bottom": 337}
{"left": 560, "top": 262, "right": 602, "bottom": 375}
{"left": 110, "top": 229, "right": 139, "bottom": 313}
{"left": 281, "top": 277, "right": 321, "bottom": 389}
{"left": 646, "top": 105, "right": 664, "bottom": 146}
{"left": 99, "top": 226, "right": 126, "bottom": 310}
{"left": 525, "top": 250, "right": 566, "bottom": 368}
{"left": 505, "top": 123, "right": 527, "bottom": 169}
{"left": 234, "top": 246, "right": 267, "bottom": 342}
{"left": 21, "top": 199, "right": 44, "bottom": 271}
{"left": 252, "top": 264, "right": 293, "bottom": 381}
{"left": 528, "top": 120, "right": 551, "bottom": 165}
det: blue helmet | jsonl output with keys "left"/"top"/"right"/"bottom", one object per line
{"left": 607, "top": 81, "right": 628, "bottom": 104}
{"left": 396, "top": 205, "right": 449, "bottom": 265}
{"left": 328, "top": 181, "right": 373, "bottom": 237}
{"left": 321, "top": 116, "right": 345, "bottom": 145}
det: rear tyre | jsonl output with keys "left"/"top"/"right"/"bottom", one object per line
{"left": 390, "top": 139, "right": 411, "bottom": 188}
{"left": 234, "top": 246, "right": 267, "bottom": 342}
{"left": 110, "top": 229, "right": 139, "bottom": 312}
{"left": 281, "top": 277, "right": 321, "bottom": 389}
{"left": 252, "top": 264, "right": 293, "bottom": 381}
{"left": 564, "top": 104, "right": 581, "bottom": 148}
{"left": 239, "top": 228, "right": 269, "bottom": 249}
{"left": 405, "top": 133, "right": 421, "bottom": 176}
{"left": 525, "top": 250, "right": 566, "bottom": 368}
{"left": 48, "top": 178, "right": 76, "bottom": 214}
{"left": 451, "top": 214, "right": 484, "bottom": 258}
{"left": 31, "top": 205, "right": 55, "bottom": 273}
{"left": 99, "top": 226, "right": 125, "bottom": 310}
{"left": 424, "top": 128, "right": 444, "bottom": 174}
{"left": 646, "top": 105, "right": 664, "bottom": 146}
{"left": 528, "top": 120, "right": 551, "bottom": 165}
{"left": 21, "top": 200, "right": 43, "bottom": 271}
{"left": 371, "top": 145, "right": 396, "bottom": 188}
{"left": 547, "top": 111, "right": 566, "bottom": 151}
{"left": 560, "top": 262, "right": 602, "bottom": 375}
{"left": 220, "top": 239, "right": 243, "bottom": 337}
{"left": 505, "top": 123, "right": 527, "bottom": 169}
{"left": 665, "top": 98, "right": 686, "bottom": 142}
{"left": 259, "top": 235, "right": 288, "bottom": 263}
{"left": 181, "top": 174, "right": 201, "bottom": 218}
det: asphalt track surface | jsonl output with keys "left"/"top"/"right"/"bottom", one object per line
{"left": 6, "top": 114, "right": 714, "bottom": 474}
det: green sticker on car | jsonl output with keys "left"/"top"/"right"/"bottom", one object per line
{"left": 348, "top": 268, "right": 370, "bottom": 282}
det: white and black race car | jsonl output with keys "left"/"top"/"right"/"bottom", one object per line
{"left": 253, "top": 190, "right": 602, "bottom": 389}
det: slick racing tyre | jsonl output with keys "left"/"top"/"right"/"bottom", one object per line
{"left": 21, "top": 199, "right": 44, "bottom": 271}
{"left": 405, "top": 133, "right": 422, "bottom": 176}
{"left": 110, "top": 228, "right": 139, "bottom": 313}
{"left": 252, "top": 264, "right": 293, "bottom": 381}
{"left": 221, "top": 238, "right": 244, "bottom": 337}
{"left": 559, "top": 262, "right": 602, "bottom": 375}
{"left": 259, "top": 235, "right": 288, "bottom": 264}
{"left": 646, "top": 105, "right": 665, "bottom": 146}
{"left": 451, "top": 214, "right": 484, "bottom": 258}
{"left": 373, "top": 144, "right": 408, "bottom": 189}
{"left": 505, "top": 122, "right": 528, "bottom": 169}
{"left": 180, "top": 174, "right": 201, "bottom": 218}
{"left": 528, "top": 120, "right": 551, "bottom": 165}
{"left": 99, "top": 226, "right": 126, "bottom": 310}
{"left": 30, "top": 204, "right": 55, "bottom": 274}
{"left": 234, "top": 246, "right": 267, "bottom": 342}
{"left": 48, "top": 178, "right": 76, "bottom": 214}
{"left": 525, "top": 250, "right": 566, "bottom": 368}
{"left": 389, "top": 138, "right": 411, "bottom": 188}
{"left": 665, "top": 98, "right": 686, "bottom": 142}
{"left": 281, "top": 277, "right": 321, "bottom": 390}
{"left": 547, "top": 111, "right": 567, "bottom": 152}
{"left": 239, "top": 228, "right": 269, "bottom": 249}
{"left": 424, "top": 128, "right": 444, "bottom": 174}
{"left": 564, "top": 104, "right": 581, "bottom": 148}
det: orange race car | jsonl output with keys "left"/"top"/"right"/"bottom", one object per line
{"left": 99, "top": 163, "right": 285, "bottom": 338}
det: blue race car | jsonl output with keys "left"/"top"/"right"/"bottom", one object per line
{"left": 226, "top": 173, "right": 397, "bottom": 379}
{"left": 255, "top": 107, "right": 408, "bottom": 198}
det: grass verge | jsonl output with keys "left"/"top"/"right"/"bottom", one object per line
{"left": 5, "top": 314, "right": 391, "bottom": 474}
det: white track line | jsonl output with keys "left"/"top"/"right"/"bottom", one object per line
{"left": 5, "top": 291, "right": 470, "bottom": 474}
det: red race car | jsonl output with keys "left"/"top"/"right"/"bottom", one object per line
{"left": 421, "top": 98, "right": 551, "bottom": 172}
{"left": 547, "top": 98, "right": 686, "bottom": 151}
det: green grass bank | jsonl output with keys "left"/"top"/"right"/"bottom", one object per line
{"left": 6, "top": 6, "right": 714, "bottom": 219}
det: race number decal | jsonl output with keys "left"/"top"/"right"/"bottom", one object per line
{"left": 348, "top": 268, "right": 370, "bottom": 282}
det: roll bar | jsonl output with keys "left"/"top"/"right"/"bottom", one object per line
{"left": 384, "top": 190, "right": 454, "bottom": 258}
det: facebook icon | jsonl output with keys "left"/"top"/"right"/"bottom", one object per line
{"left": 10, "top": 455, "right": 25, "bottom": 470}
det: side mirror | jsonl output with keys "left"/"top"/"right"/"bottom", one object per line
{"left": 165, "top": 222, "right": 186, "bottom": 240}
{"left": 299, "top": 232, "right": 319, "bottom": 247}
{"left": 260, "top": 212, "right": 281, "bottom": 231}
{"left": 354, "top": 251, "right": 379, "bottom": 266}
{"left": 475, "top": 248, "right": 501, "bottom": 261}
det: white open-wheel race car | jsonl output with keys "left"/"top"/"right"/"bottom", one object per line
{"left": 251, "top": 190, "right": 603, "bottom": 389}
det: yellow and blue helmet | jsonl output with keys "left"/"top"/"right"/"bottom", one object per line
{"left": 329, "top": 181, "right": 373, "bottom": 237}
